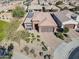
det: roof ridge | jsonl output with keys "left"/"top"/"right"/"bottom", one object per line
{"left": 39, "top": 17, "right": 46, "bottom": 24}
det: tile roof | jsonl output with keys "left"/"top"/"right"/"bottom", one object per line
{"left": 28, "top": 5, "right": 42, "bottom": 10}
{"left": 32, "top": 12, "right": 57, "bottom": 26}
{"left": 54, "top": 10, "right": 76, "bottom": 22}
{"left": 58, "top": 4, "right": 75, "bottom": 9}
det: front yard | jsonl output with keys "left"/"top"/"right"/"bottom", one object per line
{"left": 13, "top": 31, "right": 52, "bottom": 59}
{"left": 0, "top": 19, "right": 51, "bottom": 59}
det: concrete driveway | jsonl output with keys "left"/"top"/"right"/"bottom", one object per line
{"left": 40, "top": 32, "right": 63, "bottom": 53}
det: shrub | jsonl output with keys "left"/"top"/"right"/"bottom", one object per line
{"left": 63, "top": 34, "right": 69, "bottom": 37}
{"left": 30, "top": 49, "right": 35, "bottom": 54}
{"left": 31, "top": 38, "right": 36, "bottom": 43}
{"left": 55, "top": 32, "right": 64, "bottom": 40}
{"left": 63, "top": 27, "right": 69, "bottom": 33}
{"left": 37, "top": 39, "right": 40, "bottom": 42}
{"left": 12, "top": 6, "right": 25, "bottom": 18}
{"left": 41, "top": 42, "right": 48, "bottom": 51}
{"left": 25, "top": 38, "right": 30, "bottom": 43}
{"left": 20, "top": 31, "right": 30, "bottom": 39}
{"left": 23, "top": 46, "right": 29, "bottom": 55}
{"left": 37, "top": 35, "right": 40, "bottom": 38}
{"left": 42, "top": 47, "right": 48, "bottom": 51}
{"left": 39, "top": 52, "right": 43, "bottom": 56}
{"left": 8, "top": 43, "right": 14, "bottom": 52}
{"left": 31, "top": 33, "right": 34, "bottom": 37}
{"left": 8, "top": 9, "right": 13, "bottom": 12}
{"left": 44, "top": 54, "right": 51, "bottom": 59}
{"left": 30, "top": 49, "right": 37, "bottom": 57}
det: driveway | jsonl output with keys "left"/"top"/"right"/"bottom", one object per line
{"left": 40, "top": 32, "right": 63, "bottom": 54}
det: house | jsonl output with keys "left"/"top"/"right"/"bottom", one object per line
{"left": 27, "top": 5, "right": 60, "bottom": 12}
{"left": 64, "top": 0, "right": 79, "bottom": 6}
{"left": 29, "top": 0, "right": 60, "bottom": 12}
{"left": 52, "top": 10, "right": 78, "bottom": 29}
{"left": 23, "top": 12, "right": 57, "bottom": 32}
{"left": 57, "top": 4, "right": 75, "bottom": 10}
{"left": 0, "top": 1, "right": 23, "bottom": 12}
{"left": 43, "top": 5, "right": 60, "bottom": 12}
{"left": 28, "top": 5, "right": 42, "bottom": 11}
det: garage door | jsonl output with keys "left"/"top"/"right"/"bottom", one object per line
{"left": 40, "top": 27, "right": 54, "bottom": 32}
{"left": 64, "top": 24, "right": 75, "bottom": 29}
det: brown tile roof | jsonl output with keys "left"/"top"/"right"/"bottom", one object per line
{"left": 32, "top": 12, "right": 57, "bottom": 26}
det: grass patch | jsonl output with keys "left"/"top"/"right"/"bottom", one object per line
{"left": 0, "top": 20, "right": 9, "bottom": 41}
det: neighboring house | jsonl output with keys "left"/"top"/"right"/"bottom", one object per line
{"left": 23, "top": 10, "right": 79, "bottom": 32}
{"left": 27, "top": 5, "right": 60, "bottom": 12}
{"left": 0, "top": 1, "right": 23, "bottom": 12}
{"left": 28, "top": 5, "right": 42, "bottom": 11}
{"left": 57, "top": 4, "right": 75, "bottom": 10}
{"left": 64, "top": 0, "right": 79, "bottom": 5}
{"left": 43, "top": 5, "right": 60, "bottom": 12}
{"left": 23, "top": 12, "right": 57, "bottom": 32}
{"left": 29, "top": 0, "right": 60, "bottom": 12}
{"left": 52, "top": 10, "right": 78, "bottom": 29}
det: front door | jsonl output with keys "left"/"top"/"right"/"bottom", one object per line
{"left": 35, "top": 24, "right": 39, "bottom": 32}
